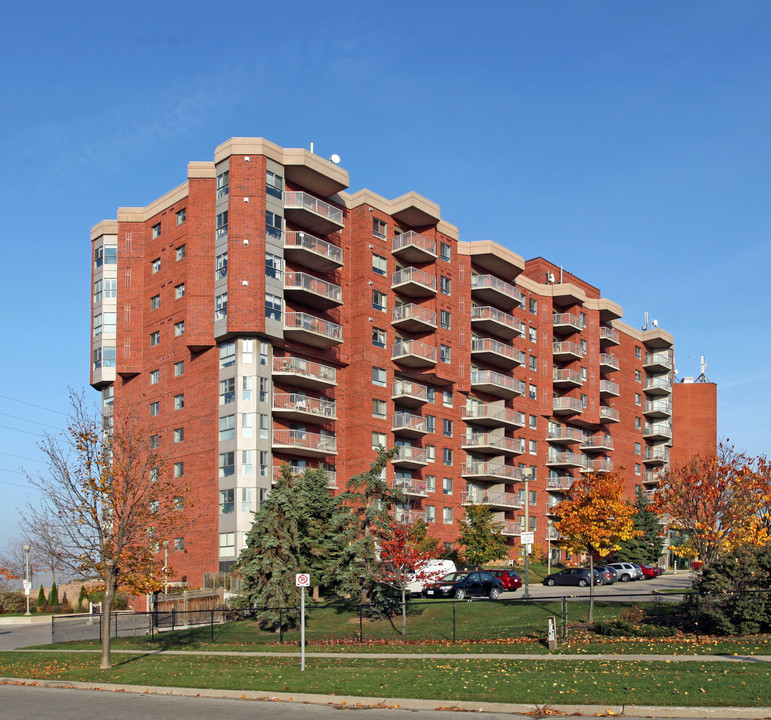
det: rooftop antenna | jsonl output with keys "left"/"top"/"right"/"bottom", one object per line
{"left": 652, "top": 318, "right": 658, "bottom": 327}
{"left": 643, "top": 311, "right": 649, "bottom": 331}
{"left": 310, "top": 142, "right": 314, "bottom": 154}
{"left": 696, "top": 355, "right": 709, "bottom": 383}
{"left": 329, "top": 154, "right": 341, "bottom": 164}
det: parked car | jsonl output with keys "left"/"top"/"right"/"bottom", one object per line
{"left": 486, "top": 568, "right": 522, "bottom": 591}
{"left": 629, "top": 563, "right": 645, "bottom": 580}
{"left": 422, "top": 571, "right": 504, "bottom": 600}
{"left": 543, "top": 568, "right": 602, "bottom": 587}
{"left": 607, "top": 562, "right": 639, "bottom": 582}
{"left": 406, "top": 559, "right": 457, "bottom": 595}
{"left": 595, "top": 565, "right": 617, "bottom": 585}
{"left": 640, "top": 564, "right": 665, "bottom": 579}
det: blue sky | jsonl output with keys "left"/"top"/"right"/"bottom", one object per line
{"left": 1, "top": 1, "right": 769, "bottom": 549}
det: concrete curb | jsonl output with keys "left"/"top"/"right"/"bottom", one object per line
{"left": 1, "top": 677, "right": 769, "bottom": 718}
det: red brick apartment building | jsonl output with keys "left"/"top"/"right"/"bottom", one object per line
{"left": 90, "top": 137, "right": 715, "bottom": 586}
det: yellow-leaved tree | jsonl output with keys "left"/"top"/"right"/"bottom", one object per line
{"left": 552, "top": 471, "right": 639, "bottom": 623}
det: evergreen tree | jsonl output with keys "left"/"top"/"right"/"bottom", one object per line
{"left": 36, "top": 585, "right": 46, "bottom": 609}
{"left": 78, "top": 585, "right": 88, "bottom": 609}
{"left": 613, "top": 487, "right": 665, "bottom": 564}
{"left": 456, "top": 504, "right": 509, "bottom": 569}
{"left": 48, "top": 580, "right": 59, "bottom": 606}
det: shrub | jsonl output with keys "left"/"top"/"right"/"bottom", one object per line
{"left": 36, "top": 585, "right": 47, "bottom": 610}
{"left": 48, "top": 581, "right": 59, "bottom": 606}
{"left": 0, "top": 591, "right": 26, "bottom": 614}
{"left": 595, "top": 619, "right": 677, "bottom": 638}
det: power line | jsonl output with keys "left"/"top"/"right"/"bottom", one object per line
{"left": 0, "top": 450, "right": 45, "bottom": 464}
{"left": 0, "top": 394, "right": 68, "bottom": 416}
{"left": 0, "top": 412, "right": 63, "bottom": 431}
{"left": 0, "top": 424, "right": 47, "bottom": 438}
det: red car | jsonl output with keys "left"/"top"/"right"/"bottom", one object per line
{"left": 486, "top": 569, "right": 522, "bottom": 591}
{"left": 640, "top": 564, "right": 665, "bottom": 579}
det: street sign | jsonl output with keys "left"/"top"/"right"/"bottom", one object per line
{"left": 520, "top": 531, "right": 534, "bottom": 545}
{"left": 295, "top": 573, "right": 310, "bottom": 587}
{"left": 22, "top": 580, "right": 31, "bottom": 591}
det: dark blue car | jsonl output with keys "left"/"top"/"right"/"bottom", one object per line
{"left": 422, "top": 571, "right": 504, "bottom": 600}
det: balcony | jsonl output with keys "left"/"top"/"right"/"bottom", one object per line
{"left": 272, "top": 466, "right": 336, "bottom": 489}
{"left": 552, "top": 396, "right": 583, "bottom": 416}
{"left": 272, "top": 429, "right": 337, "bottom": 458}
{"left": 284, "top": 231, "right": 343, "bottom": 272}
{"left": 272, "top": 393, "right": 337, "bottom": 423}
{"left": 470, "top": 305, "right": 525, "bottom": 340}
{"left": 548, "top": 528, "right": 562, "bottom": 541}
{"left": 392, "top": 411, "right": 429, "bottom": 438}
{"left": 644, "top": 399, "right": 672, "bottom": 418}
{"left": 644, "top": 352, "right": 673, "bottom": 373}
{"left": 392, "top": 379, "right": 430, "bottom": 407}
{"left": 644, "top": 377, "right": 672, "bottom": 396}
{"left": 546, "top": 473, "right": 574, "bottom": 492}
{"left": 392, "top": 339, "right": 437, "bottom": 367}
{"left": 470, "top": 274, "right": 524, "bottom": 310}
{"left": 470, "top": 337, "right": 525, "bottom": 369}
{"left": 461, "top": 433, "right": 524, "bottom": 456}
{"left": 393, "top": 477, "right": 429, "bottom": 498}
{"left": 644, "top": 446, "right": 670, "bottom": 465}
{"left": 501, "top": 522, "right": 521, "bottom": 537}
{"left": 599, "top": 353, "right": 619, "bottom": 372}
{"left": 283, "top": 272, "right": 342, "bottom": 309}
{"left": 272, "top": 357, "right": 337, "bottom": 389}
{"left": 644, "top": 422, "right": 673, "bottom": 440}
{"left": 599, "top": 326, "right": 620, "bottom": 346}
{"left": 581, "top": 434, "right": 614, "bottom": 452}
{"left": 552, "top": 312, "right": 584, "bottom": 334}
{"left": 599, "top": 406, "right": 620, "bottom": 423}
{"left": 391, "top": 231, "right": 436, "bottom": 263}
{"left": 599, "top": 380, "right": 620, "bottom": 397}
{"left": 391, "top": 267, "right": 437, "bottom": 297}
{"left": 461, "top": 490, "right": 523, "bottom": 510}
{"left": 644, "top": 469, "right": 663, "bottom": 485}
{"left": 470, "top": 370, "right": 525, "bottom": 399}
{"left": 546, "top": 504, "right": 561, "bottom": 517}
{"left": 547, "top": 425, "right": 585, "bottom": 444}
{"left": 284, "top": 191, "right": 344, "bottom": 235}
{"left": 462, "top": 403, "right": 526, "bottom": 429}
{"left": 552, "top": 369, "right": 583, "bottom": 388}
{"left": 553, "top": 341, "right": 584, "bottom": 361}
{"left": 284, "top": 312, "right": 342, "bottom": 348}
{"left": 395, "top": 508, "right": 427, "bottom": 525}
{"left": 462, "top": 462, "right": 522, "bottom": 483}
{"left": 391, "top": 303, "right": 436, "bottom": 333}
{"left": 546, "top": 451, "right": 584, "bottom": 468}
{"left": 391, "top": 445, "right": 428, "bottom": 468}
{"left": 581, "top": 458, "right": 614, "bottom": 474}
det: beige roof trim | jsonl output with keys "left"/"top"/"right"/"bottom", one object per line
{"left": 117, "top": 180, "right": 189, "bottom": 223}
{"left": 458, "top": 240, "right": 525, "bottom": 279}
{"left": 91, "top": 220, "right": 119, "bottom": 242}
{"left": 586, "top": 297, "right": 623, "bottom": 320}
{"left": 343, "top": 188, "right": 455, "bottom": 236}
{"left": 642, "top": 328, "right": 674, "bottom": 348}
{"left": 188, "top": 161, "right": 216, "bottom": 179}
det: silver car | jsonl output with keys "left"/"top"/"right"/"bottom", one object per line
{"left": 607, "top": 562, "right": 640, "bottom": 582}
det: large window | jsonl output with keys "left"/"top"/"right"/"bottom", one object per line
{"left": 265, "top": 293, "right": 282, "bottom": 320}
{"left": 219, "top": 452, "right": 235, "bottom": 477}
{"left": 219, "top": 489, "right": 234, "bottom": 514}
{"left": 266, "top": 170, "right": 283, "bottom": 199}
{"left": 372, "top": 367, "right": 386, "bottom": 386}
{"left": 266, "top": 252, "right": 283, "bottom": 279}
{"left": 216, "top": 211, "right": 228, "bottom": 237}
{"left": 216, "top": 170, "right": 229, "bottom": 198}
{"left": 220, "top": 342, "right": 236, "bottom": 367}
{"left": 215, "top": 293, "right": 228, "bottom": 321}
{"left": 372, "top": 290, "right": 386, "bottom": 311}
{"left": 215, "top": 252, "right": 228, "bottom": 280}
{"left": 372, "top": 254, "right": 387, "bottom": 275}
{"left": 220, "top": 378, "right": 235, "bottom": 404}
{"left": 219, "top": 532, "right": 235, "bottom": 556}
{"left": 266, "top": 210, "right": 283, "bottom": 239}
{"left": 219, "top": 414, "right": 235, "bottom": 441}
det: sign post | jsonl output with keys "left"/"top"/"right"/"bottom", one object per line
{"left": 520, "top": 531, "right": 534, "bottom": 599}
{"left": 295, "top": 573, "right": 310, "bottom": 671}
{"left": 547, "top": 615, "right": 558, "bottom": 650}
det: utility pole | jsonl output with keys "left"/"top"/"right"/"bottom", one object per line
{"left": 23, "top": 544, "right": 31, "bottom": 616}
{"left": 522, "top": 468, "right": 532, "bottom": 599}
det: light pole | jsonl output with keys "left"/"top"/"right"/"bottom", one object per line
{"left": 23, "top": 544, "right": 31, "bottom": 616}
{"left": 522, "top": 468, "right": 532, "bottom": 599}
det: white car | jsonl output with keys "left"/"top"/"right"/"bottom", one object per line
{"left": 406, "top": 559, "right": 457, "bottom": 595}
{"left": 607, "top": 562, "right": 640, "bottom": 582}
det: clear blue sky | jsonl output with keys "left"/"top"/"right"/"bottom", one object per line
{"left": 1, "top": 1, "right": 769, "bottom": 549}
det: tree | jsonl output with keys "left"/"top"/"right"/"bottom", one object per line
{"left": 22, "top": 517, "right": 68, "bottom": 586}
{"left": 0, "top": 539, "right": 37, "bottom": 587}
{"left": 48, "top": 580, "right": 59, "bottom": 606}
{"left": 456, "top": 504, "right": 509, "bottom": 569}
{"left": 36, "top": 584, "right": 46, "bottom": 609}
{"left": 651, "top": 443, "right": 771, "bottom": 569}
{"left": 613, "top": 487, "right": 665, "bottom": 564}
{"left": 552, "top": 471, "right": 639, "bottom": 623}
{"left": 22, "top": 390, "right": 189, "bottom": 669}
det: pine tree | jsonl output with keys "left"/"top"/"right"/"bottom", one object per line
{"left": 36, "top": 585, "right": 46, "bottom": 609}
{"left": 613, "top": 487, "right": 665, "bottom": 564}
{"left": 78, "top": 585, "right": 88, "bottom": 610}
{"left": 48, "top": 580, "right": 59, "bottom": 606}
{"left": 456, "top": 504, "right": 509, "bottom": 569}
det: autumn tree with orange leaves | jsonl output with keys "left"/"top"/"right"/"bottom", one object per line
{"left": 22, "top": 391, "right": 190, "bottom": 669}
{"left": 651, "top": 442, "right": 771, "bottom": 569}
{"left": 552, "top": 471, "right": 639, "bottom": 623}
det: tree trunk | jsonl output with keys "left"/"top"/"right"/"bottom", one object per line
{"left": 588, "top": 554, "right": 595, "bottom": 625}
{"left": 401, "top": 586, "right": 407, "bottom": 636}
{"left": 100, "top": 572, "right": 115, "bottom": 669}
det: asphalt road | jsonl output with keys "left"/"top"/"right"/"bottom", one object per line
{"left": 507, "top": 570, "right": 693, "bottom": 599}
{"left": 0, "top": 619, "right": 52, "bottom": 651}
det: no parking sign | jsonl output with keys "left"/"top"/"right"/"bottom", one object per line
{"left": 296, "top": 573, "right": 310, "bottom": 587}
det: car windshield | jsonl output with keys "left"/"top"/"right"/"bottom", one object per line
{"left": 440, "top": 572, "right": 468, "bottom": 582}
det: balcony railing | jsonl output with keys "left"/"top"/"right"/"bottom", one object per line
{"left": 644, "top": 352, "right": 673, "bottom": 371}
{"left": 391, "top": 231, "right": 436, "bottom": 262}
{"left": 392, "top": 379, "right": 430, "bottom": 405}
{"left": 391, "top": 267, "right": 437, "bottom": 296}
{"left": 582, "top": 458, "right": 614, "bottom": 474}
{"left": 284, "top": 191, "right": 344, "bottom": 230}
{"left": 470, "top": 337, "right": 525, "bottom": 368}
{"left": 644, "top": 422, "right": 673, "bottom": 439}
{"left": 546, "top": 473, "right": 574, "bottom": 491}
{"left": 392, "top": 339, "right": 437, "bottom": 366}
{"left": 644, "top": 377, "right": 672, "bottom": 394}
{"left": 283, "top": 312, "right": 342, "bottom": 347}
{"left": 552, "top": 312, "right": 584, "bottom": 333}
{"left": 272, "top": 393, "right": 337, "bottom": 419}
{"left": 502, "top": 521, "right": 521, "bottom": 536}
{"left": 553, "top": 341, "right": 584, "bottom": 359}
{"left": 462, "top": 403, "right": 526, "bottom": 428}
{"left": 581, "top": 434, "right": 614, "bottom": 451}
{"left": 272, "top": 429, "right": 337, "bottom": 455}
{"left": 272, "top": 466, "right": 336, "bottom": 489}
{"left": 470, "top": 274, "right": 524, "bottom": 308}
{"left": 392, "top": 411, "right": 428, "bottom": 436}
{"left": 644, "top": 399, "right": 672, "bottom": 417}
{"left": 272, "top": 357, "right": 337, "bottom": 387}
{"left": 461, "top": 490, "right": 523, "bottom": 509}
{"left": 395, "top": 509, "right": 427, "bottom": 525}
{"left": 461, "top": 462, "right": 522, "bottom": 482}
{"left": 599, "top": 353, "right": 620, "bottom": 371}
{"left": 393, "top": 477, "right": 429, "bottom": 497}
{"left": 462, "top": 433, "right": 524, "bottom": 455}
{"left": 284, "top": 271, "right": 342, "bottom": 307}
{"left": 599, "top": 380, "right": 620, "bottom": 396}
{"left": 470, "top": 305, "right": 525, "bottom": 338}
{"left": 552, "top": 397, "right": 583, "bottom": 414}
{"left": 546, "top": 451, "right": 584, "bottom": 467}
{"left": 547, "top": 425, "right": 585, "bottom": 443}
{"left": 599, "top": 326, "right": 620, "bottom": 345}
{"left": 644, "top": 446, "right": 670, "bottom": 464}
{"left": 284, "top": 231, "right": 343, "bottom": 271}
{"left": 391, "top": 303, "right": 436, "bottom": 330}
{"left": 391, "top": 445, "right": 428, "bottom": 467}
{"left": 553, "top": 369, "right": 583, "bottom": 386}
{"left": 470, "top": 370, "right": 526, "bottom": 398}
{"left": 599, "top": 406, "right": 620, "bottom": 423}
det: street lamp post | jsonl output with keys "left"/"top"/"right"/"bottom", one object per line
{"left": 522, "top": 468, "right": 532, "bottom": 600}
{"left": 23, "top": 544, "right": 31, "bottom": 616}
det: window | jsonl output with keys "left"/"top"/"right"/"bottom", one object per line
{"left": 94, "top": 279, "right": 103, "bottom": 303}
{"left": 372, "top": 399, "right": 387, "bottom": 418}
{"left": 529, "top": 384, "right": 537, "bottom": 400}
{"left": 529, "top": 297, "right": 537, "bottom": 314}
{"left": 372, "top": 289, "right": 386, "bottom": 311}
{"left": 152, "top": 223, "right": 161, "bottom": 239}
{"left": 242, "top": 339, "right": 254, "bottom": 363}
{"left": 372, "top": 367, "right": 386, "bottom": 386}
{"left": 440, "top": 344, "right": 451, "bottom": 363}
{"left": 373, "top": 218, "right": 387, "bottom": 239}
{"left": 104, "top": 278, "right": 116, "bottom": 298}
{"left": 372, "top": 431, "right": 386, "bottom": 449}
{"left": 174, "top": 537, "right": 185, "bottom": 551}
{"left": 258, "top": 377, "right": 267, "bottom": 402}
{"left": 266, "top": 210, "right": 282, "bottom": 238}
{"left": 529, "top": 355, "right": 537, "bottom": 371}
{"left": 102, "top": 312, "right": 116, "bottom": 334}
{"left": 529, "top": 327, "right": 537, "bottom": 343}
{"left": 426, "top": 445, "right": 436, "bottom": 462}
{"left": 220, "top": 342, "right": 236, "bottom": 367}
{"left": 265, "top": 293, "right": 282, "bottom": 320}
{"left": 215, "top": 293, "right": 228, "bottom": 320}
{"left": 635, "top": 370, "right": 642, "bottom": 382}
{"left": 93, "top": 346, "right": 116, "bottom": 369}
{"left": 443, "top": 419, "right": 453, "bottom": 437}
{"left": 174, "top": 394, "right": 185, "bottom": 410}
{"left": 242, "top": 454, "right": 253, "bottom": 477}
{"left": 529, "top": 490, "right": 537, "bottom": 506}
{"left": 581, "top": 366, "right": 588, "bottom": 381}
{"left": 219, "top": 532, "right": 235, "bottom": 556}
{"left": 149, "top": 466, "right": 159, "bottom": 482}
{"left": 151, "top": 258, "right": 161, "bottom": 274}
{"left": 443, "top": 507, "right": 453, "bottom": 524}
{"left": 529, "top": 439, "right": 537, "bottom": 455}
{"left": 102, "top": 386, "right": 114, "bottom": 408}
{"left": 529, "top": 414, "right": 537, "bottom": 430}
{"left": 427, "top": 386, "right": 435, "bottom": 402}
{"left": 242, "top": 412, "right": 254, "bottom": 438}
{"left": 635, "top": 442, "right": 641, "bottom": 454}
{"left": 175, "top": 283, "right": 185, "bottom": 299}
{"left": 372, "top": 327, "right": 386, "bottom": 347}
{"left": 93, "top": 314, "right": 102, "bottom": 336}
{"left": 440, "top": 275, "right": 451, "bottom": 295}
{"left": 580, "top": 339, "right": 587, "bottom": 354}
{"left": 442, "top": 477, "right": 453, "bottom": 495}
{"left": 174, "top": 428, "right": 184, "bottom": 443}
{"left": 440, "top": 242, "right": 451, "bottom": 261}
{"left": 219, "top": 452, "right": 235, "bottom": 477}
{"left": 149, "top": 434, "right": 159, "bottom": 448}
{"left": 176, "top": 209, "right": 186, "bottom": 226}
{"left": 174, "top": 361, "right": 184, "bottom": 376}
{"left": 174, "top": 321, "right": 185, "bottom": 336}
{"left": 635, "top": 393, "right": 641, "bottom": 405}
{"left": 215, "top": 252, "right": 228, "bottom": 280}
{"left": 260, "top": 341, "right": 269, "bottom": 365}
{"left": 241, "top": 375, "right": 253, "bottom": 401}
{"left": 149, "top": 500, "right": 159, "bottom": 514}
{"left": 443, "top": 390, "right": 453, "bottom": 407}
{"left": 219, "top": 489, "right": 234, "bottom": 514}
{"left": 425, "top": 505, "right": 436, "bottom": 523}
{"left": 216, "top": 210, "right": 228, "bottom": 237}
{"left": 425, "top": 475, "right": 436, "bottom": 492}
{"left": 259, "top": 414, "right": 269, "bottom": 439}
{"left": 266, "top": 170, "right": 283, "bottom": 198}
{"left": 150, "top": 370, "right": 159, "bottom": 385}
{"left": 635, "top": 416, "right": 642, "bottom": 429}
{"left": 581, "top": 393, "right": 587, "bottom": 409}
{"left": 266, "top": 252, "right": 283, "bottom": 279}
{"left": 443, "top": 448, "right": 453, "bottom": 466}
{"left": 173, "top": 462, "right": 184, "bottom": 477}
{"left": 635, "top": 346, "right": 642, "bottom": 359}
{"left": 94, "top": 245, "right": 104, "bottom": 267}
{"left": 425, "top": 414, "right": 436, "bottom": 433}
{"left": 150, "top": 331, "right": 160, "bottom": 346}
{"left": 217, "top": 170, "right": 229, "bottom": 197}
{"left": 219, "top": 414, "right": 235, "bottom": 441}
{"left": 372, "top": 253, "right": 387, "bottom": 275}
{"left": 220, "top": 378, "right": 235, "bottom": 404}
{"left": 440, "top": 310, "right": 451, "bottom": 329}
{"left": 635, "top": 463, "right": 641, "bottom": 476}
{"left": 149, "top": 401, "right": 159, "bottom": 417}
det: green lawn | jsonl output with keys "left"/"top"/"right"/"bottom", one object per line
{"left": 0, "top": 651, "right": 769, "bottom": 707}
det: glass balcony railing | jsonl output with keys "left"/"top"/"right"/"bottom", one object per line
{"left": 391, "top": 303, "right": 436, "bottom": 328}
{"left": 470, "top": 274, "right": 525, "bottom": 306}
{"left": 284, "top": 191, "right": 343, "bottom": 225}
{"left": 392, "top": 231, "right": 436, "bottom": 259}
{"left": 284, "top": 231, "right": 343, "bottom": 268}
{"left": 283, "top": 312, "right": 342, "bottom": 344}
{"left": 272, "top": 393, "right": 337, "bottom": 418}
{"left": 272, "top": 356, "right": 337, "bottom": 386}
{"left": 470, "top": 305, "right": 525, "bottom": 336}
{"left": 284, "top": 271, "right": 342, "bottom": 305}
{"left": 391, "top": 267, "right": 437, "bottom": 293}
